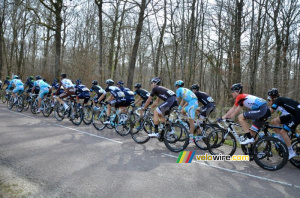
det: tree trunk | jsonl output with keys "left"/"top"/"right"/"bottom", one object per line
{"left": 127, "top": 0, "right": 148, "bottom": 89}
{"left": 95, "top": 0, "right": 103, "bottom": 80}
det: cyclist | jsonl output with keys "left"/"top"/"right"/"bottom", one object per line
{"left": 268, "top": 88, "right": 299, "bottom": 159}
{"left": 90, "top": 80, "right": 106, "bottom": 111}
{"left": 55, "top": 73, "right": 75, "bottom": 112}
{"left": 134, "top": 83, "right": 152, "bottom": 107}
{"left": 221, "top": 83, "right": 271, "bottom": 144}
{"left": 142, "top": 77, "right": 178, "bottom": 138}
{"left": 190, "top": 84, "right": 215, "bottom": 120}
{"left": 99, "top": 79, "right": 126, "bottom": 124}
{"left": 175, "top": 80, "right": 198, "bottom": 143}
{"left": 3, "top": 76, "right": 11, "bottom": 90}
{"left": 116, "top": 80, "right": 135, "bottom": 122}
{"left": 31, "top": 75, "right": 51, "bottom": 113}
{"left": 50, "top": 79, "right": 64, "bottom": 107}
{"left": 24, "top": 76, "right": 40, "bottom": 99}
{"left": 75, "top": 79, "right": 90, "bottom": 107}
{"left": 7, "top": 75, "right": 24, "bottom": 104}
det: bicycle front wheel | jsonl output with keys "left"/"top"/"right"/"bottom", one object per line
{"left": 83, "top": 105, "right": 93, "bottom": 125}
{"left": 207, "top": 130, "right": 236, "bottom": 156}
{"left": 115, "top": 113, "right": 131, "bottom": 136}
{"left": 92, "top": 110, "right": 107, "bottom": 130}
{"left": 253, "top": 136, "right": 288, "bottom": 171}
{"left": 54, "top": 104, "right": 65, "bottom": 121}
{"left": 42, "top": 100, "right": 52, "bottom": 117}
{"left": 71, "top": 105, "right": 83, "bottom": 125}
{"left": 131, "top": 118, "right": 151, "bottom": 144}
{"left": 194, "top": 125, "right": 215, "bottom": 150}
{"left": 16, "top": 95, "right": 24, "bottom": 112}
{"left": 164, "top": 123, "right": 189, "bottom": 152}
{"left": 289, "top": 139, "right": 300, "bottom": 169}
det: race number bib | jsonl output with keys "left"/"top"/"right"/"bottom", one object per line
{"left": 117, "top": 91, "right": 125, "bottom": 97}
{"left": 207, "top": 97, "right": 214, "bottom": 103}
{"left": 167, "top": 90, "right": 175, "bottom": 96}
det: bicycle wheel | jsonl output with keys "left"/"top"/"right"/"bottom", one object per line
{"left": 71, "top": 105, "right": 83, "bottom": 125}
{"left": 207, "top": 130, "right": 236, "bottom": 156}
{"left": 42, "top": 100, "right": 52, "bottom": 117}
{"left": 253, "top": 136, "right": 288, "bottom": 171}
{"left": 83, "top": 105, "right": 93, "bottom": 125}
{"left": 164, "top": 123, "right": 189, "bottom": 152}
{"left": 194, "top": 125, "right": 215, "bottom": 150}
{"left": 290, "top": 139, "right": 300, "bottom": 169}
{"left": 92, "top": 110, "right": 107, "bottom": 130}
{"left": 54, "top": 104, "right": 65, "bottom": 121}
{"left": 16, "top": 95, "right": 24, "bottom": 112}
{"left": 31, "top": 100, "right": 38, "bottom": 114}
{"left": 115, "top": 113, "right": 131, "bottom": 136}
{"left": 131, "top": 117, "right": 151, "bottom": 144}
{"left": 1, "top": 92, "right": 6, "bottom": 103}
{"left": 23, "top": 96, "right": 30, "bottom": 111}
{"left": 7, "top": 96, "right": 14, "bottom": 110}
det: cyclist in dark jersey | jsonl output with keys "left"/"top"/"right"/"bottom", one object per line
{"left": 134, "top": 83, "right": 152, "bottom": 106}
{"left": 4, "top": 76, "right": 12, "bottom": 90}
{"left": 99, "top": 79, "right": 126, "bottom": 124}
{"left": 268, "top": 88, "right": 299, "bottom": 159}
{"left": 116, "top": 80, "right": 135, "bottom": 106}
{"left": 75, "top": 79, "right": 90, "bottom": 107}
{"left": 190, "top": 84, "right": 215, "bottom": 119}
{"left": 90, "top": 80, "right": 106, "bottom": 110}
{"left": 221, "top": 83, "right": 271, "bottom": 144}
{"left": 143, "top": 77, "right": 178, "bottom": 137}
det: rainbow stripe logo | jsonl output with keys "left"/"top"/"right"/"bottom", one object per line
{"left": 176, "top": 151, "right": 196, "bottom": 163}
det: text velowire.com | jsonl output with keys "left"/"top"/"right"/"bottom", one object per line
{"left": 196, "top": 153, "right": 249, "bottom": 161}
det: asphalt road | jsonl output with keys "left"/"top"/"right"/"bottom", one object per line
{"left": 0, "top": 103, "right": 299, "bottom": 197}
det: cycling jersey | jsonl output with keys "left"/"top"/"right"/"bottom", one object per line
{"left": 176, "top": 87, "right": 197, "bottom": 102}
{"left": 61, "top": 78, "right": 74, "bottom": 89}
{"left": 135, "top": 88, "right": 150, "bottom": 101}
{"left": 34, "top": 79, "right": 50, "bottom": 89}
{"left": 75, "top": 84, "right": 90, "bottom": 94}
{"left": 150, "top": 86, "right": 176, "bottom": 101}
{"left": 271, "top": 97, "right": 300, "bottom": 116}
{"left": 4, "top": 80, "right": 10, "bottom": 87}
{"left": 276, "top": 106, "right": 290, "bottom": 116}
{"left": 120, "top": 87, "right": 135, "bottom": 103}
{"left": 8, "top": 79, "right": 24, "bottom": 94}
{"left": 234, "top": 94, "right": 266, "bottom": 110}
{"left": 194, "top": 91, "right": 214, "bottom": 105}
{"left": 105, "top": 86, "right": 125, "bottom": 99}
{"left": 90, "top": 85, "right": 105, "bottom": 96}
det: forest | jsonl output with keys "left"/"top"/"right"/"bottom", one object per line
{"left": 0, "top": 0, "right": 300, "bottom": 107}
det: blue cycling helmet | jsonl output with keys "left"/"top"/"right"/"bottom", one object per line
{"left": 175, "top": 80, "right": 184, "bottom": 87}
{"left": 117, "top": 80, "right": 124, "bottom": 86}
{"left": 75, "top": 79, "right": 82, "bottom": 85}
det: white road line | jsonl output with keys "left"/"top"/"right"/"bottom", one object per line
{"left": 3, "top": 109, "right": 36, "bottom": 119}
{"left": 54, "top": 124, "right": 123, "bottom": 144}
{"left": 161, "top": 153, "right": 300, "bottom": 189}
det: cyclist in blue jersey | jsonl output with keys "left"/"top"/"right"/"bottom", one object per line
{"left": 32, "top": 75, "right": 51, "bottom": 113}
{"left": 175, "top": 80, "right": 198, "bottom": 143}
{"left": 75, "top": 79, "right": 90, "bottom": 107}
{"left": 7, "top": 75, "right": 24, "bottom": 103}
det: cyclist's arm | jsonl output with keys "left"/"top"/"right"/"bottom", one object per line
{"left": 143, "top": 96, "right": 153, "bottom": 110}
{"left": 105, "top": 94, "right": 114, "bottom": 102}
{"left": 270, "top": 108, "right": 275, "bottom": 114}
{"left": 151, "top": 97, "right": 161, "bottom": 109}
{"left": 31, "top": 86, "right": 35, "bottom": 93}
{"left": 134, "top": 96, "right": 143, "bottom": 105}
{"left": 222, "top": 105, "right": 241, "bottom": 119}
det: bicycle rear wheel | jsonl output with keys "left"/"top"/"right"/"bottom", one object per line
{"left": 7, "top": 96, "right": 13, "bottom": 110}
{"left": 23, "top": 97, "right": 30, "bottom": 111}
{"left": 92, "top": 110, "right": 107, "bottom": 130}
{"left": 207, "top": 130, "right": 236, "bottom": 156}
{"left": 31, "top": 100, "right": 38, "bottom": 114}
{"left": 83, "top": 105, "right": 93, "bottom": 125}
{"left": 1, "top": 92, "right": 6, "bottom": 103}
{"left": 290, "top": 139, "right": 300, "bottom": 169}
{"left": 115, "top": 113, "right": 131, "bottom": 136}
{"left": 42, "top": 100, "right": 52, "bottom": 117}
{"left": 194, "top": 125, "right": 215, "bottom": 150}
{"left": 253, "top": 136, "right": 288, "bottom": 171}
{"left": 71, "top": 105, "right": 83, "bottom": 125}
{"left": 16, "top": 95, "right": 24, "bottom": 112}
{"left": 164, "top": 123, "right": 189, "bottom": 152}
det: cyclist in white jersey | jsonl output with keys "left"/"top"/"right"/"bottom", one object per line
{"left": 55, "top": 74, "right": 75, "bottom": 112}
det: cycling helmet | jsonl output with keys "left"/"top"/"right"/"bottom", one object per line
{"left": 134, "top": 83, "right": 142, "bottom": 88}
{"left": 117, "top": 80, "right": 124, "bottom": 86}
{"left": 43, "top": 78, "right": 47, "bottom": 82}
{"left": 174, "top": 80, "right": 184, "bottom": 87}
{"left": 151, "top": 77, "right": 161, "bottom": 85}
{"left": 29, "top": 76, "right": 34, "bottom": 80}
{"left": 92, "top": 80, "right": 98, "bottom": 85}
{"left": 26, "top": 77, "right": 30, "bottom": 82}
{"left": 13, "top": 75, "right": 19, "bottom": 79}
{"left": 190, "top": 84, "right": 200, "bottom": 91}
{"left": 75, "top": 79, "right": 82, "bottom": 85}
{"left": 35, "top": 75, "right": 42, "bottom": 80}
{"left": 106, "top": 79, "right": 114, "bottom": 86}
{"left": 230, "top": 83, "right": 243, "bottom": 93}
{"left": 61, "top": 73, "right": 67, "bottom": 78}
{"left": 268, "top": 88, "right": 279, "bottom": 97}
{"left": 6, "top": 76, "right": 10, "bottom": 80}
